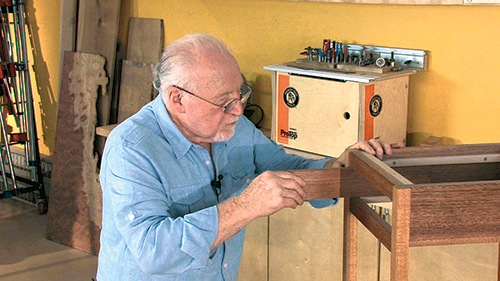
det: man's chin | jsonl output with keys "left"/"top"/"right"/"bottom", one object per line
{"left": 213, "top": 127, "right": 235, "bottom": 142}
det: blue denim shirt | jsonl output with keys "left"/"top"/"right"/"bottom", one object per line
{"left": 97, "top": 95, "right": 337, "bottom": 281}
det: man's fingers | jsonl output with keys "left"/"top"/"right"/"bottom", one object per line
{"left": 382, "top": 141, "right": 394, "bottom": 156}
{"left": 277, "top": 172, "right": 307, "bottom": 203}
{"left": 367, "top": 139, "right": 382, "bottom": 159}
{"left": 349, "top": 140, "right": 372, "bottom": 154}
{"left": 283, "top": 198, "right": 299, "bottom": 209}
{"left": 281, "top": 188, "right": 305, "bottom": 207}
{"left": 276, "top": 171, "right": 306, "bottom": 186}
{"left": 391, "top": 142, "right": 403, "bottom": 149}
{"left": 280, "top": 177, "right": 307, "bottom": 199}
{"left": 349, "top": 138, "right": 399, "bottom": 160}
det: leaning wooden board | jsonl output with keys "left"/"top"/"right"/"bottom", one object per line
{"left": 127, "top": 18, "right": 164, "bottom": 64}
{"left": 116, "top": 18, "right": 163, "bottom": 123}
{"left": 117, "top": 60, "right": 155, "bottom": 123}
{"left": 46, "top": 51, "right": 108, "bottom": 254}
{"left": 76, "top": 0, "right": 121, "bottom": 127}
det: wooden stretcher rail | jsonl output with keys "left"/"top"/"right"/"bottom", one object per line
{"left": 350, "top": 197, "right": 392, "bottom": 250}
{"left": 288, "top": 169, "right": 340, "bottom": 200}
{"left": 290, "top": 168, "right": 387, "bottom": 200}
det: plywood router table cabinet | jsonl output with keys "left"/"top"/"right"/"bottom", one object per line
{"left": 288, "top": 143, "right": 500, "bottom": 281}
{"left": 265, "top": 64, "right": 414, "bottom": 157}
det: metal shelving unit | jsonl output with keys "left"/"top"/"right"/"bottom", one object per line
{"left": 0, "top": 0, "right": 47, "bottom": 214}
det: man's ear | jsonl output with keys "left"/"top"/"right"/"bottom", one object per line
{"left": 167, "top": 87, "right": 186, "bottom": 114}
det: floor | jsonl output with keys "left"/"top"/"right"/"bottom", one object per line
{"left": 0, "top": 198, "right": 98, "bottom": 281}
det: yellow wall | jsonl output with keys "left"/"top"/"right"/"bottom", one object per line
{"left": 31, "top": 0, "right": 500, "bottom": 155}
{"left": 25, "top": 0, "right": 60, "bottom": 155}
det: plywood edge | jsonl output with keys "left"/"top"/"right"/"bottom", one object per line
{"left": 96, "top": 124, "right": 118, "bottom": 137}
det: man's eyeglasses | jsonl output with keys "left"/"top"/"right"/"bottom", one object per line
{"left": 172, "top": 82, "right": 253, "bottom": 114}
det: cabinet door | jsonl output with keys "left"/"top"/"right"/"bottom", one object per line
{"left": 239, "top": 217, "right": 268, "bottom": 281}
{"left": 268, "top": 199, "right": 385, "bottom": 281}
{"left": 273, "top": 73, "right": 360, "bottom": 157}
{"left": 269, "top": 200, "right": 344, "bottom": 281}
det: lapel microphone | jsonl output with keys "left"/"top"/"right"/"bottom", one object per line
{"left": 211, "top": 174, "right": 223, "bottom": 196}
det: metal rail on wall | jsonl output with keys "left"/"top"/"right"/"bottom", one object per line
{"left": 0, "top": 0, "right": 47, "bottom": 214}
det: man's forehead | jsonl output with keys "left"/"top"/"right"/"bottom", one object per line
{"left": 205, "top": 77, "right": 243, "bottom": 100}
{"left": 196, "top": 62, "right": 242, "bottom": 92}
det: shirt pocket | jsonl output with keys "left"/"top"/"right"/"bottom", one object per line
{"left": 230, "top": 163, "right": 255, "bottom": 180}
{"left": 168, "top": 179, "right": 206, "bottom": 218}
{"left": 230, "top": 163, "right": 256, "bottom": 195}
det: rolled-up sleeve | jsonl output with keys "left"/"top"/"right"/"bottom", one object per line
{"left": 101, "top": 144, "right": 219, "bottom": 275}
{"left": 247, "top": 124, "right": 338, "bottom": 208}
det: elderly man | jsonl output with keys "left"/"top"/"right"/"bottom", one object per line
{"left": 97, "top": 34, "right": 393, "bottom": 280}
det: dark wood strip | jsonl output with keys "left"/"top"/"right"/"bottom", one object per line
{"left": 288, "top": 168, "right": 385, "bottom": 200}
{"left": 350, "top": 197, "right": 392, "bottom": 251}
{"left": 386, "top": 143, "right": 500, "bottom": 159}
{"left": 343, "top": 197, "right": 358, "bottom": 281}
{"left": 390, "top": 187, "right": 412, "bottom": 281}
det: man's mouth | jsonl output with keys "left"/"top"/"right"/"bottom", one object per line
{"left": 226, "top": 117, "right": 239, "bottom": 126}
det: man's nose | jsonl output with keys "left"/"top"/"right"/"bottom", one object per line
{"left": 227, "top": 99, "right": 244, "bottom": 116}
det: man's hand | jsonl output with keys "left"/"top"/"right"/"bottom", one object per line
{"left": 213, "top": 171, "right": 307, "bottom": 250}
{"left": 237, "top": 171, "right": 307, "bottom": 218}
{"left": 324, "top": 138, "right": 402, "bottom": 168}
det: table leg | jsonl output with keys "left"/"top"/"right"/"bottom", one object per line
{"left": 343, "top": 197, "right": 358, "bottom": 281}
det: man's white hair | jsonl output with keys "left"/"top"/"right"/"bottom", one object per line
{"left": 153, "top": 34, "right": 233, "bottom": 95}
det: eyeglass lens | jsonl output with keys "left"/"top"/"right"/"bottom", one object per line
{"left": 224, "top": 84, "right": 252, "bottom": 114}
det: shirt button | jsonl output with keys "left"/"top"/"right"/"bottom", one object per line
{"left": 127, "top": 213, "right": 135, "bottom": 221}
{"left": 205, "top": 160, "right": 210, "bottom": 165}
{"left": 223, "top": 263, "right": 228, "bottom": 268}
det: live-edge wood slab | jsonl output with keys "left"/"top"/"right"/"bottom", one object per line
{"left": 46, "top": 51, "right": 108, "bottom": 255}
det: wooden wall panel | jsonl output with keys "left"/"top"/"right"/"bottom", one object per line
{"left": 269, "top": 203, "right": 344, "bottom": 281}
{"left": 238, "top": 217, "right": 269, "bottom": 281}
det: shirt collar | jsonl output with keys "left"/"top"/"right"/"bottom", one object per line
{"left": 151, "top": 94, "right": 194, "bottom": 159}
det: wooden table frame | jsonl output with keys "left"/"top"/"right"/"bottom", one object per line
{"left": 291, "top": 143, "right": 500, "bottom": 281}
